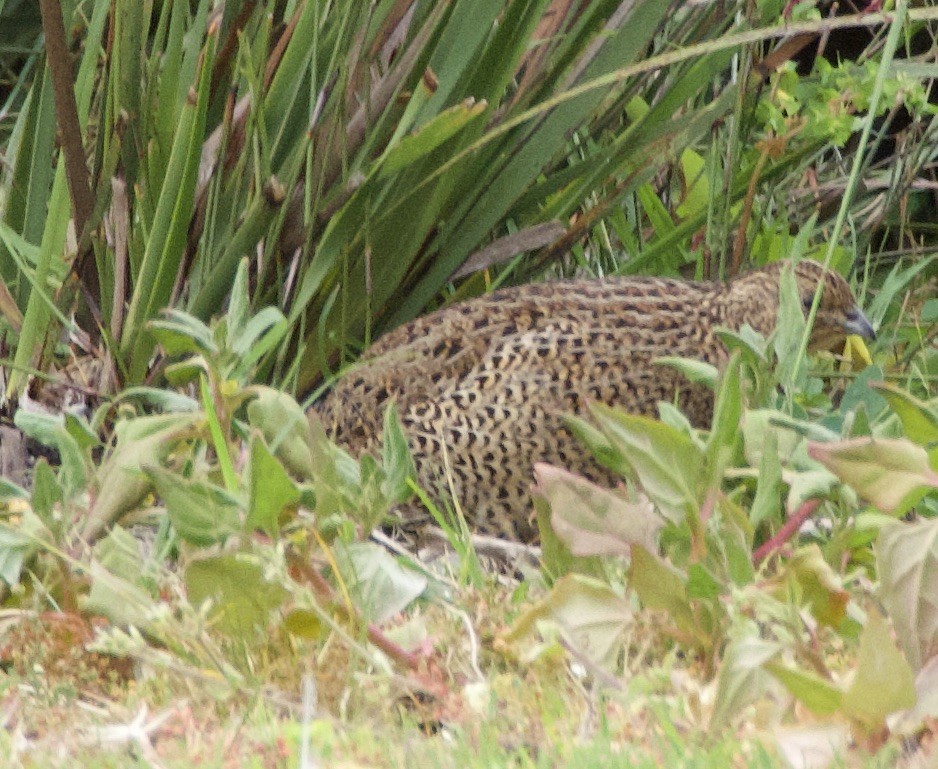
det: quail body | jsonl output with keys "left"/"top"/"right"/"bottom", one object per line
{"left": 314, "top": 260, "right": 874, "bottom": 541}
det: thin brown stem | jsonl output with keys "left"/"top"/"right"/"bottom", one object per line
{"left": 38, "top": 0, "right": 97, "bottom": 302}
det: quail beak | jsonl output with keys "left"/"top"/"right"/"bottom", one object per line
{"left": 844, "top": 307, "right": 876, "bottom": 341}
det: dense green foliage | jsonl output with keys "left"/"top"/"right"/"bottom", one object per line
{"left": 0, "top": 0, "right": 937, "bottom": 765}
{"left": 0, "top": 1, "right": 932, "bottom": 395}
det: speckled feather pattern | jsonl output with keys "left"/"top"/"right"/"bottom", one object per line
{"left": 314, "top": 260, "right": 863, "bottom": 541}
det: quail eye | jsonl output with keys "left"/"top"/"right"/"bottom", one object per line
{"left": 802, "top": 295, "right": 815, "bottom": 310}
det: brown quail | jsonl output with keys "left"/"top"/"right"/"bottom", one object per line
{"left": 314, "top": 260, "right": 874, "bottom": 542}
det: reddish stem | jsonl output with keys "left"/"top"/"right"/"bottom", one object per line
{"left": 753, "top": 498, "right": 823, "bottom": 565}
{"left": 287, "top": 554, "right": 423, "bottom": 671}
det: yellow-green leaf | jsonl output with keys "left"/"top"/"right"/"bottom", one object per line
{"left": 808, "top": 437, "right": 938, "bottom": 515}
{"left": 842, "top": 611, "right": 916, "bottom": 733}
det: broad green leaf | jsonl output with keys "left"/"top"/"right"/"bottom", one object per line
{"left": 85, "top": 561, "right": 159, "bottom": 634}
{"left": 785, "top": 545, "right": 849, "bottom": 628}
{"left": 761, "top": 412, "right": 841, "bottom": 444}
{"left": 94, "top": 525, "right": 152, "bottom": 586}
{"left": 282, "top": 609, "right": 324, "bottom": 640}
{"left": 841, "top": 611, "right": 916, "bottom": 733}
{"left": 333, "top": 541, "right": 427, "bottom": 624}
{"left": 656, "top": 402, "right": 699, "bottom": 441}
{"left": 625, "top": 95, "right": 650, "bottom": 121}
{"left": 148, "top": 309, "right": 218, "bottom": 357}
{"left": 146, "top": 466, "right": 242, "bottom": 547}
{"left": 305, "top": 409, "right": 348, "bottom": 522}
{"left": 838, "top": 365, "right": 887, "bottom": 423}
{"left": 29, "top": 458, "right": 62, "bottom": 527}
{"left": 99, "top": 387, "right": 200, "bottom": 416}
{"left": 533, "top": 463, "right": 661, "bottom": 558}
{"left": 164, "top": 356, "right": 211, "bottom": 387}
{"left": 247, "top": 437, "right": 301, "bottom": 537}
{"left": 704, "top": 352, "right": 743, "bottom": 490}
{"left": 653, "top": 357, "right": 719, "bottom": 389}
{"left": 0, "top": 513, "right": 48, "bottom": 586}
{"left": 876, "top": 517, "right": 938, "bottom": 671}
{"left": 381, "top": 403, "right": 416, "bottom": 505}
{"left": 629, "top": 545, "right": 708, "bottom": 648}
{"left": 686, "top": 563, "right": 721, "bottom": 601}
{"left": 83, "top": 413, "right": 202, "bottom": 541}
{"left": 63, "top": 413, "right": 99, "bottom": 452}
{"left": 773, "top": 262, "right": 808, "bottom": 391}
{"left": 889, "top": 653, "right": 938, "bottom": 732}
{"left": 766, "top": 662, "right": 843, "bottom": 716}
{"left": 589, "top": 403, "right": 703, "bottom": 524}
{"left": 785, "top": 469, "right": 839, "bottom": 515}
{"left": 186, "top": 556, "right": 288, "bottom": 640}
{"left": 710, "top": 637, "right": 780, "bottom": 731}
{"left": 563, "top": 414, "right": 631, "bottom": 479}
{"left": 15, "top": 410, "right": 87, "bottom": 497}
{"left": 231, "top": 307, "right": 289, "bottom": 371}
{"left": 534, "top": 492, "right": 604, "bottom": 580}
{"left": 743, "top": 409, "right": 829, "bottom": 471}
{"left": 0, "top": 478, "right": 29, "bottom": 504}
{"left": 750, "top": 426, "right": 782, "bottom": 527}
{"left": 246, "top": 386, "right": 315, "bottom": 481}
{"left": 872, "top": 381, "right": 938, "bottom": 448}
{"left": 808, "top": 437, "right": 938, "bottom": 515}
{"left": 854, "top": 510, "right": 899, "bottom": 535}
{"left": 504, "top": 574, "right": 631, "bottom": 671}
{"left": 715, "top": 325, "right": 769, "bottom": 365}
{"left": 715, "top": 495, "right": 756, "bottom": 585}
{"left": 675, "top": 147, "right": 709, "bottom": 219}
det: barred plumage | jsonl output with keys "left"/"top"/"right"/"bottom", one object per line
{"left": 314, "top": 260, "right": 873, "bottom": 541}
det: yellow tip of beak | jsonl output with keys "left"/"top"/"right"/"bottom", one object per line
{"left": 843, "top": 334, "right": 873, "bottom": 368}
